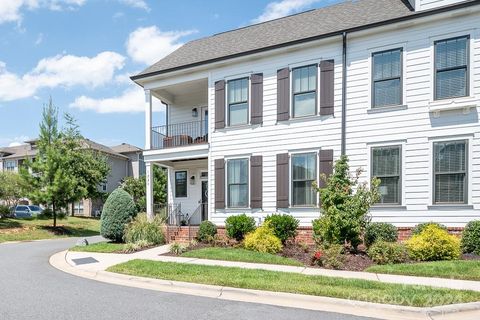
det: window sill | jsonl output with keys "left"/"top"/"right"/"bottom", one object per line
{"left": 370, "top": 205, "right": 406, "bottom": 211}
{"left": 428, "top": 96, "right": 478, "bottom": 116}
{"left": 216, "top": 124, "right": 260, "bottom": 132}
{"left": 277, "top": 114, "right": 330, "bottom": 125}
{"left": 427, "top": 205, "right": 473, "bottom": 210}
{"left": 367, "top": 105, "right": 407, "bottom": 114}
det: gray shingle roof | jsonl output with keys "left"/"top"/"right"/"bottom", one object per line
{"left": 110, "top": 143, "right": 143, "bottom": 154}
{"left": 133, "top": 0, "right": 416, "bottom": 79}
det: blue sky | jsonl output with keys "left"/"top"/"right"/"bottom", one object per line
{"left": 0, "top": 0, "right": 339, "bottom": 148}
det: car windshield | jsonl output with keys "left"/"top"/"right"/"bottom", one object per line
{"left": 16, "top": 206, "right": 28, "bottom": 211}
{"left": 28, "top": 206, "right": 41, "bottom": 211}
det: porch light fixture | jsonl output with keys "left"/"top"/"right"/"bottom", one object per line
{"left": 190, "top": 175, "right": 196, "bottom": 185}
{"left": 192, "top": 107, "right": 198, "bottom": 118}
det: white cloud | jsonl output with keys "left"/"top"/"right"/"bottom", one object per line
{"left": 126, "top": 26, "right": 196, "bottom": 65}
{"left": 0, "top": 135, "right": 30, "bottom": 147}
{"left": 252, "top": 0, "right": 321, "bottom": 23}
{"left": 34, "top": 32, "right": 43, "bottom": 45}
{"left": 70, "top": 86, "right": 164, "bottom": 113}
{"left": 119, "top": 0, "right": 149, "bottom": 11}
{"left": 0, "top": 51, "right": 125, "bottom": 102}
{"left": 0, "top": 0, "right": 85, "bottom": 24}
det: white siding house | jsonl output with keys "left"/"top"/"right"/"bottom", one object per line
{"left": 135, "top": 0, "right": 480, "bottom": 229}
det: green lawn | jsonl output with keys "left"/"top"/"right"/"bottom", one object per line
{"left": 0, "top": 217, "right": 100, "bottom": 243}
{"left": 70, "top": 241, "right": 125, "bottom": 253}
{"left": 107, "top": 260, "right": 480, "bottom": 307}
{"left": 366, "top": 260, "right": 480, "bottom": 281}
{"left": 181, "top": 247, "right": 303, "bottom": 266}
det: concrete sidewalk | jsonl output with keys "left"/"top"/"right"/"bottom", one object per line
{"left": 65, "top": 245, "right": 480, "bottom": 292}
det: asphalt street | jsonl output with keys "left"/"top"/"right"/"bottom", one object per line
{"left": 0, "top": 237, "right": 378, "bottom": 320}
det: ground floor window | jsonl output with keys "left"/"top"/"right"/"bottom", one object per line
{"left": 371, "top": 145, "right": 401, "bottom": 204}
{"left": 227, "top": 158, "right": 248, "bottom": 208}
{"left": 291, "top": 153, "right": 317, "bottom": 206}
{"left": 433, "top": 140, "right": 467, "bottom": 204}
{"left": 175, "top": 171, "right": 187, "bottom": 198}
{"left": 73, "top": 201, "right": 84, "bottom": 215}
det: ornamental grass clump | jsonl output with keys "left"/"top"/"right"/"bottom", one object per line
{"left": 405, "top": 225, "right": 460, "bottom": 261}
{"left": 124, "top": 213, "right": 165, "bottom": 245}
{"left": 244, "top": 221, "right": 282, "bottom": 254}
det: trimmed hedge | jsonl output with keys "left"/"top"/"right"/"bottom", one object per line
{"left": 264, "top": 213, "right": 299, "bottom": 244}
{"left": 411, "top": 222, "right": 447, "bottom": 236}
{"left": 101, "top": 188, "right": 137, "bottom": 242}
{"left": 225, "top": 214, "right": 256, "bottom": 241}
{"left": 364, "top": 222, "right": 398, "bottom": 248}
{"left": 367, "top": 241, "right": 408, "bottom": 265}
{"left": 461, "top": 220, "right": 480, "bottom": 255}
{"left": 406, "top": 225, "right": 460, "bottom": 261}
{"left": 197, "top": 221, "right": 217, "bottom": 242}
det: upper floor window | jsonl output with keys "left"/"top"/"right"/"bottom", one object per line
{"left": 175, "top": 171, "right": 187, "bottom": 198}
{"left": 434, "top": 36, "right": 469, "bottom": 100}
{"left": 227, "top": 158, "right": 248, "bottom": 208}
{"left": 227, "top": 78, "right": 249, "bottom": 126}
{"left": 292, "top": 65, "right": 317, "bottom": 117}
{"left": 372, "top": 146, "right": 401, "bottom": 205}
{"left": 433, "top": 140, "right": 467, "bottom": 204}
{"left": 372, "top": 48, "right": 402, "bottom": 108}
{"left": 291, "top": 153, "right": 317, "bottom": 206}
{"left": 5, "top": 160, "right": 16, "bottom": 171}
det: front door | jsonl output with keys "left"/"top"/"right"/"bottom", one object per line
{"left": 201, "top": 180, "right": 208, "bottom": 221}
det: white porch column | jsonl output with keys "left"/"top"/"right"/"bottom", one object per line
{"left": 146, "top": 162, "right": 154, "bottom": 221}
{"left": 145, "top": 89, "right": 152, "bottom": 150}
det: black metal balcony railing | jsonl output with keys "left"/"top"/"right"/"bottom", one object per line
{"left": 152, "top": 120, "right": 208, "bottom": 149}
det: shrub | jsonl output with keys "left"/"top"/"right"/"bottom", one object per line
{"left": 364, "top": 222, "right": 398, "bottom": 248}
{"left": 170, "top": 242, "right": 187, "bottom": 255}
{"left": 461, "top": 220, "right": 480, "bottom": 255}
{"left": 225, "top": 214, "right": 256, "bottom": 241}
{"left": 197, "top": 221, "right": 217, "bottom": 242}
{"left": 405, "top": 225, "right": 461, "bottom": 261}
{"left": 101, "top": 188, "right": 137, "bottom": 242}
{"left": 123, "top": 240, "right": 151, "bottom": 253}
{"left": 411, "top": 222, "right": 447, "bottom": 236}
{"left": 367, "top": 241, "right": 408, "bottom": 265}
{"left": 124, "top": 213, "right": 165, "bottom": 245}
{"left": 313, "top": 156, "right": 380, "bottom": 249}
{"left": 244, "top": 221, "right": 282, "bottom": 254}
{"left": 264, "top": 213, "right": 299, "bottom": 244}
{"left": 0, "top": 205, "right": 11, "bottom": 218}
{"left": 316, "top": 244, "right": 345, "bottom": 269}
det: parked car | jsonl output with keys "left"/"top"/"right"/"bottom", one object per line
{"left": 28, "top": 205, "right": 43, "bottom": 216}
{"left": 10, "top": 205, "right": 42, "bottom": 218}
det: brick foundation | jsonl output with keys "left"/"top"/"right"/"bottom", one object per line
{"left": 164, "top": 225, "right": 465, "bottom": 244}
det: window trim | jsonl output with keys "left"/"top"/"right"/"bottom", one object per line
{"left": 226, "top": 77, "right": 250, "bottom": 127}
{"left": 433, "top": 35, "right": 470, "bottom": 101}
{"left": 226, "top": 157, "right": 250, "bottom": 209}
{"left": 174, "top": 170, "right": 188, "bottom": 198}
{"left": 291, "top": 64, "right": 318, "bottom": 118}
{"left": 370, "top": 145, "right": 402, "bottom": 206}
{"left": 290, "top": 151, "right": 318, "bottom": 207}
{"left": 432, "top": 139, "right": 468, "bottom": 205}
{"left": 371, "top": 47, "right": 403, "bottom": 109}
{"left": 5, "top": 160, "right": 16, "bottom": 171}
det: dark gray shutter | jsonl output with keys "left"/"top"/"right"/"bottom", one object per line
{"left": 250, "top": 156, "right": 263, "bottom": 208}
{"left": 251, "top": 73, "right": 263, "bottom": 125}
{"left": 277, "top": 68, "right": 290, "bottom": 121}
{"left": 320, "top": 60, "right": 334, "bottom": 116}
{"left": 318, "top": 149, "right": 334, "bottom": 189}
{"left": 214, "top": 159, "right": 225, "bottom": 209}
{"left": 276, "top": 153, "right": 289, "bottom": 208}
{"left": 215, "top": 80, "right": 225, "bottom": 129}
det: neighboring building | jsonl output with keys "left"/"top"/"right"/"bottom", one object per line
{"left": 0, "top": 139, "right": 145, "bottom": 216}
{"left": 132, "top": 0, "right": 480, "bottom": 232}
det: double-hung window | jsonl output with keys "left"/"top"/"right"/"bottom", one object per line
{"left": 371, "top": 146, "right": 401, "bottom": 204}
{"left": 175, "top": 171, "right": 187, "bottom": 198}
{"left": 227, "top": 158, "right": 248, "bottom": 208}
{"left": 433, "top": 140, "right": 467, "bottom": 204}
{"left": 292, "top": 153, "right": 317, "bottom": 206}
{"left": 227, "top": 78, "right": 249, "bottom": 126}
{"left": 5, "top": 160, "right": 16, "bottom": 171}
{"left": 292, "top": 65, "right": 317, "bottom": 117}
{"left": 434, "top": 36, "right": 469, "bottom": 100}
{"left": 372, "top": 48, "right": 402, "bottom": 108}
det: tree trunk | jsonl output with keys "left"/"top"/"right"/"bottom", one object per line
{"left": 53, "top": 201, "right": 57, "bottom": 228}
{"left": 71, "top": 203, "right": 75, "bottom": 217}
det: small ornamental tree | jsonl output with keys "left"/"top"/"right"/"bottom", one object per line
{"left": 101, "top": 188, "right": 137, "bottom": 242}
{"left": 312, "top": 155, "right": 380, "bottom": 250}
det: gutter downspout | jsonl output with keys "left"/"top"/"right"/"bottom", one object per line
{"left": 341, "top": 32, "right": 347, "bottom": 156}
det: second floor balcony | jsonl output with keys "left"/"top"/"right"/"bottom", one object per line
{"left": 152, "top": 120, "right": 208, "bottom": 150}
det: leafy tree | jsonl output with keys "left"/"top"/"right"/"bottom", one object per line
{"left": 21, "top": 99, "right": 109, "bottom": 227}
{"left": 0, "top": 171, "right": 31, "bottom": 207}
{"left": 121, "top": 165, "right": 167, "bottom": 212}
{"left": 312, "top": 155, "right": 380, "bottom": 250}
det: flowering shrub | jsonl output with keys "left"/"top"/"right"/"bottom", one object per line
{"left": 312, "top": 244, "right": 345, "bottom": 269}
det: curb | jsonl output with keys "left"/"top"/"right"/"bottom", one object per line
{"left": 49, "top": 250, "right": 480, "bottom": 320}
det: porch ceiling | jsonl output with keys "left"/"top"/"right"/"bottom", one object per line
{"left": 152, "top": 78, "right": 207, "bottom": 106}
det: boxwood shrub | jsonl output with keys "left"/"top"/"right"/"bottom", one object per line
{"left": 197, "top": 221, "right": 217, "bottom": 242}
{"left": 101, "top": 188, "right": 137, "bottom": 242}
{"left": 367, "top": 241, "right": 408, "bottom": 265}
{"left": 364, "top": 222, "right": 398, "bottom": 248}
{"left": 264, "top": 213, "right": 299, "bottom": 244}
{"left": 461, "top": 220, "right": 480, "bottom": 255}
{"left": 225, "top": 214, "right": 256, "bottom": 241}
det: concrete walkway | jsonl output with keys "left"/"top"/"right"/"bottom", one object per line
{"left": 66, "top": 245, "right": 480, "bottom": 292}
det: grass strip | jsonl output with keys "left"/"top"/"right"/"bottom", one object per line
{"left": 70, "top": 241, "right": 124, "bottom": 253}
{"left": 107, "top": 259, "right": 480, "bottom": 307}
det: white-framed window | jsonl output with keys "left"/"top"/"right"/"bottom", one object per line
{"left": 434, "top": 35, "right": 469, "bottom": 100}
{"left": 371, "top": 145, "right": 402, "bottom": 205}
{"left": 292, "top": 65, "right": 317, "bottom": 118}
{"left": 433, "top": 140, "right": 467, "bottom": 204}
{"left": 227, "top": 77, "right": 249, "bottom": 126}
{"left": 175, "top": 171, "right": 187, "bottom": 198}
{"left": 226, "top": 158, "right": 249, "bottom": 208}
{"left": 5, "top": 160, "right": 16, "bottom": 171}
{"left": 372, "top": 48, "right": 402, "bottom": 108}
{"left": 73, "top": 201, "right": 84, "bottom": 215}
{"left": 291, "top": 152, "right": 317, "bottom": 206}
